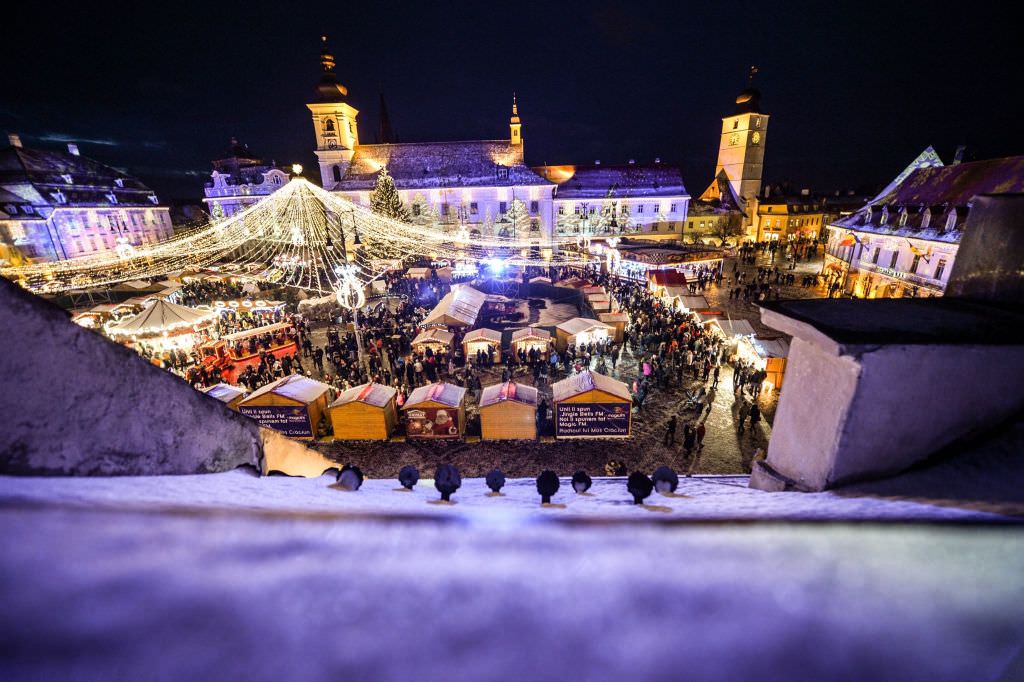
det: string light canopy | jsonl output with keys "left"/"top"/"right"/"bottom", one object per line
{"left": 2, "top": 178, "right": 593, "bottom": 296}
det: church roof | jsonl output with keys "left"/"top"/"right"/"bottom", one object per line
{"left": 535, "top": 163, "right": 688, "bottom": 199}
{"left": 696, "top": 169, "right": 746, "bottom": 213}
{"left": 0, "top": 142, "right": 158, "bottom": 211}
{"left": 334, "top": 140, "right": 549, "bottom": 191}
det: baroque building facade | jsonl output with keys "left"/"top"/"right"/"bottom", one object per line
{"left": 304, "top": 37, "right": 691, "bottom": 248}
{"left": 0, "top": 134, "right": 173, "bottom": 264}
{"left": 822, "top": 147, "right": 1024, "bottom": 298}
{"left": 202, "top": 138, "right": 290, "bottom": 219}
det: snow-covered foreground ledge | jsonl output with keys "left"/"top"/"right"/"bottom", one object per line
{"left": 0, "top": 469, "right": 1014, "bottom": 522}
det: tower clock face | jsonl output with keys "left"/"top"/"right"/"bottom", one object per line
{"left": 729, "top": 133, "right": 739, "bottom": 146}
{"left": 752, "top": 132, "right": 761, "bottom": 145}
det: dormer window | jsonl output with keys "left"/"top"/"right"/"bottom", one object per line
{"left": 114, "top": 178, "right": 125, "bottom": 188}
{"left": 51, "top": 190, "right": 66, "bottom": 205}
{"left": 148, "top": 194, "right": 159, "bottom": 205}
{"left": 496, "top": 165, "right": 509, "bottom": 181}
{"left": 105, "top": 192, "right": 118, "bottom": 205}
{"left": 61, "top": 174, "right": 73, "bottom": 184}
{"left": 945, "top": 209, "right": 958, "bottom": 231}
{"left": 921, "top": 208, "right": 931, "bottom": 229}
{"left": 898, "top": 208, "right": 908, "bottom": 227}
{"left": 864, "top": 206, "right": 873, "bottom": 223}
{"left": 880, "top": 207, "right": 889, "bottom": 225}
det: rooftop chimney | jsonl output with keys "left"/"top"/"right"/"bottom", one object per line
{"left": 67, "top": 143, "right": 80, "bottom": 156}
{"left": 628, "top": 159, "right": 636, "bottom": 165}
{"left": 953, "top": 145, "right": 966, "bottom": 165}
{"left": 8, "top": 133, "right": 22, "bottom": 148}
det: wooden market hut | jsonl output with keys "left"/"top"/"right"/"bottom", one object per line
{"left": 581, "top": 285, "right": 606, "bottom": 297}
{"left": 411, "top": 327, "right": 455, "bottom": 355}
{"left": 402, "top": 382, "right": 467, "bottom": 440}
{"left": 203, "top": 383, "right": 247, "bottom": 411}
{"left": 237, "top": 374, "right": 333, "bottom": 440}
{"left": 555, "top": 317, "right": 615, "bottom": 352}
{"left": 479, "top": 381, "right": 538, "bottom": 441}
{"left": 463, "top": 328, "right": 502, "bottom": 363}
{"left": 552, "top": 370, "right": 632, "bottom": 439}
{"left": 329, "top": 382, "right": 398, "bottom": 441}
{"left": 587, "top": 293, "right": 612, "bottom": 313}
{"left": 597, "top": 312, "right": 629, "bottom": 343}
{"left": 511, "top": 327, "right": 553, "bottom": 357}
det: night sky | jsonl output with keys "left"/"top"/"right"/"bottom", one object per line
{"left": 3, "top": 1, "right": 1019, "bottom": 203}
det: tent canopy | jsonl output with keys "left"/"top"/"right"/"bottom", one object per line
{"left": 107, "top": 299, "right": 216, "bottom": 336}
{"left": 204, "top": 383, "right": 247, "bottom": 403}
{"left": 421, "top": 284, "right": 487, "bottom": 327}
{"left": 711, "top": 319, "right": 757, "bottom": 337}
{"left": 512, "top": 327, "right": 552, "bottom": 342}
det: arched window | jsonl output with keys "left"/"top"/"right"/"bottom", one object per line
{"left": 323, "top": 119, "right": 336, "bottom": 134}
{"left": 332, "top": 165, "right": 342, "bottom": 183}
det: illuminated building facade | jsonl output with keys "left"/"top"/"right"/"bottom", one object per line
{"left": 0, "top": 134, "right": 173, "bottom": 264}
{"left": 823, "top": 148, "right": 1024, "bottom": 298}
{"left": 308, "top": 38, "right": 554, "bottom": 245}
{"left": 534, "top": 162, "right": 691, "bottom": 241}
{"left": 754, "top": 195, "right": 826, "bottom": 242}
{"left": 203, "top": 138, "right": 290, "bottom": 219}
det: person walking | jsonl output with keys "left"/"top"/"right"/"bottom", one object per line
{"left": 737, "top": 399, "right": 750, "bottom": 434}
{"left": 663, "top": 414, "right": 677, "bottom": 447}
{"left": 711, "top": 365, "right": 720, "bottom": 389}
{"left": 749, "top": 402, "right": 761, "bottom": 430}
{"left": 683, "top": 422, "right": 697, "bottom": 458}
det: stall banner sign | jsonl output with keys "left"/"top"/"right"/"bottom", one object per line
{"left": 556, "top": 402, "right": 631, "bottom": 437}
{"left": 239, "top": 405, "right": 312, "bottom": 438}
{"left": 405, "top": 407, "right": 461, "bottom": 439}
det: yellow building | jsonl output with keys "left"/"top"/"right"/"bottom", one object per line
{"left": 754, "top": 197, "right": 826, "bottom": 242}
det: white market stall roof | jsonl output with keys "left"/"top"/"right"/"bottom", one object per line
{"left": 751, "top": 337, "right": 790, "bottom": 359}
{"left": 552, "top": 370, "right": 631, "bottom": 402}
{"left": 331, "top": 382, "right": 397, "bottom": 408}
{"left": 529, "top": 276, "right": 552, "bottom": 284}
{"left": 241, "top": 374, "right": 331, "bottom": 405}
{"left": 710, "top": 319, "right": 758, "bottom": 337}
{"left": 479, "top": 381, "right": 539, "bottom": 408}
{"left": 421, "top": 284, "right": 487, "bottom": 327}
{"left": 107, "top": 299, "right": 216, "bottom": 336}
{"left": 556, "top": 317, "right": 615, "bottom": 336}
{"left": 463, "top": 328, "right": 502, "bottom": 344}
{"left": 598, "top": 312, "right": 629, "bottom": 323}
{"left": 671, "top": 294, "right": 709, "bottom": 310}
{"left": 512, "top": 327, "right": 552, "bottom": 342}
{"left": 204, "top": 383, "right": 247, "bottom": 404}
{"left": 406, "top": 267, "right": 432, "bottom": 279}
{"left": 412, "top": 328, "right": 455, "bottom": 346}
{"left": 663, "top": 285, "right": 688, "bottom": 299}
{"left": 405, "top": 382, "right": 467, "bottom": 409}
{"left": 221, "top": 322, "right": 291, "bottom": 342}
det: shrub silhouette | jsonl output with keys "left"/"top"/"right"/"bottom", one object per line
{"left": 398, "top": 465, "right": 420, "bottom": 490}
{"left": 337, "top": 464, "right": 363, "bottom": 491}
{"left": 571, "top": 470, "right": 592, "bottom": 494}
{"left": 652, "top": 466, "right": 679, "bottom": 494}
{"left": 536, "top": 470, "right": 560, "bottom": 504}
{"left": 485, "top": 469, "right": 506, "bottom": 493}
{"left": 627, "top": 471, "right": 653, "bottom": 505}
{"left": 434, "top": 464, "right": 462, "bottom": 502}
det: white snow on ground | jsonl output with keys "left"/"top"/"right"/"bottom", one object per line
{"left": 0, "top": 469, "right": 1015, "bottom": 521}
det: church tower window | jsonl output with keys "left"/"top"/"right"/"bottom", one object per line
{"left": 332, "top": 165, "right": 342, "bottom": 183}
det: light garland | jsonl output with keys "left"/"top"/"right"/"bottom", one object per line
{"left": 2, "top": 178, "right": 596, "bottom": 296}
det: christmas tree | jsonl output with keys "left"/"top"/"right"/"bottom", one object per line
{"left": 369, "top": 167, "right": 410, "bottom": 222}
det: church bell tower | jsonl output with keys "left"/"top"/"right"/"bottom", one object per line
{"left": 307, "top": 35, "right": 360, "bottom": 190}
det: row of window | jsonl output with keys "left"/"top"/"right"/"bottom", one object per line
{"left": 856, "top": 245, "right": 949, "bottom": 280}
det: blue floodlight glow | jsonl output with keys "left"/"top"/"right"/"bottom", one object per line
{"left": 485, "top": 258, "right": 506, "bottom": 274}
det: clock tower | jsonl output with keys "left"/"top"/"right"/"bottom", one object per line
{"left": 703, "top": 83, "right": 768, "bottom": 203}
{"left": 307, "top": 36, "right": 360, "bottom": 189}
